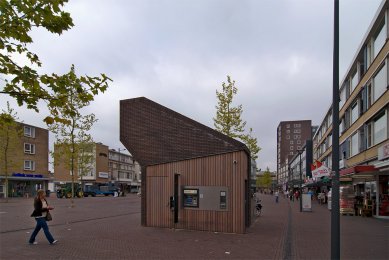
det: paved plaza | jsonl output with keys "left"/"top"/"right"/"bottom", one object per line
{"left": 0, "top": 193, "right": 388, "bottom": 260}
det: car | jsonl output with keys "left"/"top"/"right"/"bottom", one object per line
{"left": 83, "top": 185, "right": 117, "bottom": 197}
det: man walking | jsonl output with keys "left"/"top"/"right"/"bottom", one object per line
{"left": 275, "top": 190, "right": 279, "bottom": 203}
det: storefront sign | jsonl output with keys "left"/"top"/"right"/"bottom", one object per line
{"left": 312, "top": 165, "right": 331, "bottom": 178}
{"left": 98, "top": 172, "right": 109, "bottom": 178}
{"left": 12, "top": 173, "right": 44, "bottom": 178}
{"left": 378, "top": 142, "right": 389, "bottom": 160}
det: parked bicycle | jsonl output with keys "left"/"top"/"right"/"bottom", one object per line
{"left": 255, "top": 200, "right": 262, "bottom": 216}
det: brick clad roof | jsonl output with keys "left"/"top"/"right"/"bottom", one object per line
{"left": 120, "top": 97, "right": 249, "bottom": 167}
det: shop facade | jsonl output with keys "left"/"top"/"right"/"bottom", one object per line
{"left": 340, "top": 162, "right": 389, "bottom": 219}
{"left": 0, "top": 173, "right": 50, "bottom": 198}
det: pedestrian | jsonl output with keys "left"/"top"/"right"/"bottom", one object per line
{"left": 295, "top": 190, "right": 299, "bottom": 201}
{"left": 275, "top": 190, "right": 279, "bottom": 203}
{"left": 29, "top": 189, "right": 58, "bottom": 245}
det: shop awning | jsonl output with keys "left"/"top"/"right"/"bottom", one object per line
{"left": 340, "top": 165, "right": 377, "bottom": 177}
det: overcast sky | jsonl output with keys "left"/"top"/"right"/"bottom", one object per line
{"left": 0, "top": 0, "right": 384, "bottom": 171}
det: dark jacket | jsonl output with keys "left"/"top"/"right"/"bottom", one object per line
{"left": 30, "top": 197, "right": 49, "bottom": 217}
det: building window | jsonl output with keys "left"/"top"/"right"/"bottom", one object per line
{"left": 367, "top": 83, "right": 373, "bottom": 108}
{"left": 294, "top": 135, "right": 301, "bottom": 139}
{"left": 327, "top": 112, "right": 332, "bottom": 127}
{"left": 290, "top": 141, "right": 294, "bottom": 145}
{"left": 289, "top": 152, "right": 294, "bottom": 155}
{"left": 286, "top": 135, "right": 290, "bottom": 139}
{"left": 351, "top": 102, "right": 359, "bottom": 125}
{"left": 339, "top": 87, "right": 346, "bottom": 109}
{"left": 297, "top": 140, "right": 301, "bottom": 144}
{"left": 350, "top": 132, "right": 359, "bottom": 157}
{"left": 367, "top": 111, "right": 387, "bottom": 148}
{"left": 290, "top": 146, "right": 294, "bottom": 150}
{"left": 24, "top": 126, "right": 35, "bottom": 138}
{"left": 286, "top": 124, "right": 290, "bottom": 128}
{"left": 24, "top": 143, "right": 35, "bottom": 154}
{"left": 373, "top": 62, "right": 387, "bottom": 102}
{"left": 373, "top": 111, "right": 387, "bottom": 145}
{"left": 367, "top": 123, "right": 373, "bottom": 148}
{"left": 294, "top": 123, "right": 301, "bottom": 128}
{"left": 286, "top": 130, "right": 290, "bottom": 134}
{"left": 351, "top": 70, "right": 358, "bottom": 92}
{"left": 24, "top": 160, "right": 35, "bottom": 171}
{"left": 294, "top": 129, "right": 301, "bottom": 133}
{"left": 373, "top": 19, "right": 386, "bottom": 59}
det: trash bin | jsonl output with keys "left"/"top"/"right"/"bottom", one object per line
{"left": 46, "top": 190, "right": 51, "bottom": 197}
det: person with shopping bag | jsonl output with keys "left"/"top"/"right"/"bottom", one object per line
{"left": 29, "top": 189, "right": 58, "bottom": 245}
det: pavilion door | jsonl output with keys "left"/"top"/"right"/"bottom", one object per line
{"left": 146, "top": 176, "right": 173, "bottom": 228}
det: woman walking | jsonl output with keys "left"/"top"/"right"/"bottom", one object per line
{"left": 29, "top": 189, "right": 58, "bottom": 245}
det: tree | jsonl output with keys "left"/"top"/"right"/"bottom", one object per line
{"left": 214, "top": 76, "right": 246, "bottom": 139}
{"left": 77, "top": 141, "right": 95, "bottom": 185}
{"left": 0, "top": 102, "right": 23, "bottom": 202}
{"left": 0, "top": 0, "right": 111, "bottom": 124}
{"left": 257, "top": 167, "right": 272, "bottom": 190}
{"left": 50, "top": 77, "right": 97, "bottom": 207}
{"left": 213, "top": 75, "right": 261, "bottom": 160}
{"left": 240, "top": 128, "right": 261, "bottom": 161}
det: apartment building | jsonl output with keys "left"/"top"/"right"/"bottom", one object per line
{"left": 313, "top": 0, "right": 388, "bottom": 218}
{"left": 288, "top": 139, "right": 314, "bottom": 191}
{"left": 0, "top": 122, "right": 49, "bottom": 198}
{"left": 54, "top": 143, "right": 141, "bottom": 193}
{"left": 108, "top": 149, "right": 141, "bottom": 193}
{"left": 54, "top": 142, "right": 109, "bottom": 187}
{"left": 276, "top": 120, "right": 312, "bottom": 188}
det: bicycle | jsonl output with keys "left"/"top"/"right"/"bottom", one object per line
{"left": 255, "top": 200, "right": 262, "bottom": 216}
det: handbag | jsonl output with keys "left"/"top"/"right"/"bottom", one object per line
{"left": 46, "top": 211, "right": 52, "bottom": 221}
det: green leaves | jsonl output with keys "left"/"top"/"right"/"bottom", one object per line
{"left": 213, "top": 75, "right": 261, "bottom": 160}
{"left": 0, "top": 0, "right": 112, "bottom": 126}
{"left": 257, "top": 168, "right": 272, "bottom": 189}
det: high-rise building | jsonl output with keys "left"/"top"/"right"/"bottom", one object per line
{"left": 277, "top": 120, "right": 312, "bottom": 188}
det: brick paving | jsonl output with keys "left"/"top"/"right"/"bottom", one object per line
{"left": 0, "top": 193, "right": 388, "bottom": 259}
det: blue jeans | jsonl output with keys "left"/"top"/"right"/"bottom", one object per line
{"left": 29, "top": 217, "right": 55, "bottom": 243}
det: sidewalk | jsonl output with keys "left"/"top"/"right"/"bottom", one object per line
{"left": 0, "top": 194, "right": 388, "bottom": 259}
{"left": 285, "top": 195, "right": 388, "bottom": 260}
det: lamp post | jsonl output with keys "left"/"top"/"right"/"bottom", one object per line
{"left": 118, "top": 148, "right": 126, "bottom": 196}
{"left": 331, "top": 0, "right": 340, "bottom": 258}
{"left": 297, "top": 149, "right": 304, "bottom": 212}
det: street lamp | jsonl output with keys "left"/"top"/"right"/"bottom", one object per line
{"left": 297, "top": 149, "right": 304, "bottom": 212}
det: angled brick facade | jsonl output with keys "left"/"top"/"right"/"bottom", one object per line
{"left": 120, "top": 97, "right": 248, "bottom": 167}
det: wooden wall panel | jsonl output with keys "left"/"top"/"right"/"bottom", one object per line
{"left": 146, "top": 151, "right": 248, "bottom": 233}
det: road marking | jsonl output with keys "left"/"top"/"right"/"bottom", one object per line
{"left": 0, "top": 212, "right": 7, "bottom": 214}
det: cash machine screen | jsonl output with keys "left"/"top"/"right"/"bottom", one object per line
{"left": 183, "top": 189, "right": 199, "bottom": 208}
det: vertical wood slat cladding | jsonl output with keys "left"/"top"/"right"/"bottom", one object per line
{"left": 146, "top": 151, "right": 248, "bottom": 234}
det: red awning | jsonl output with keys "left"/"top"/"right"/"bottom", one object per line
{"left": 340, "top": 165, "right": 377, "bottom": 176}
